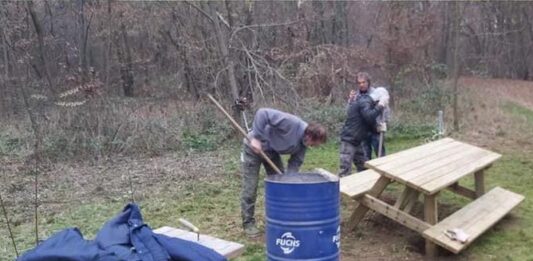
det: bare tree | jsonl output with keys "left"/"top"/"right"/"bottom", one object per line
{"left": 450, "top": 2, "right": 462, "bottom": 131}
{"left": 115, "top": 9, "right": 134, "bottom": 97}
{"left": 27, "top": 1, "right": 56, "bottom": 96}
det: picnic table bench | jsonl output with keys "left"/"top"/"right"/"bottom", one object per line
{"left": 340, "top": 138, "right": 524, "bottom": 256}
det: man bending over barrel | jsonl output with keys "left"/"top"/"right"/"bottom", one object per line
{"left": 241, "top": 108, "right": 327, "bottom": 237}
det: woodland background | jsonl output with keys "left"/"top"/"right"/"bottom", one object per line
{"left": 1, "top": 1, "right": 532, "bottom": 160}
{"left": 1, "top": 1, "right": 533, "bottom": 260}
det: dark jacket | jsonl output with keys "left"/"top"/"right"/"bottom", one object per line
{"left": 340, "top": 94, "right": 383, "bottom": 146}
{"left": 18, "top": 204, "right": 227, "bottom": 261}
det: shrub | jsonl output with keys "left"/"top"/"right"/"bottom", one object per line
{"left": 0, "top": 133, "right": 25, "bottom": 156}
{"left": 300, "top": 100, "right": 346, "bottom": 135}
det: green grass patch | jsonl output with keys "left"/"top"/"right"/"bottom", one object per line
{"left": 502, "top": 102, "right": 533, "bottom": 124}
{"left": 0, "top": 202, "right": 124, "bottom": 258}
{"left": 0, "top": 131, "right": 28, "bottom": 158}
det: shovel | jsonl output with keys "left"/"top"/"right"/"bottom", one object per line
{"left": 206, "top": 94, "right": 283, "bottom": 175}
{"left": 378, "top": 131, "right": 384, "bottom": 158}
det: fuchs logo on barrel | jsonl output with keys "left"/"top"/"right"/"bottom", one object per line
{"left": 332, "top": 225, "right": 341, "bottom": 248}
{"left": 276, "top": 232, "right": 300, "bottom": 254}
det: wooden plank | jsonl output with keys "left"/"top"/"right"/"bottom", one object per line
{"left": 373, "top": 141, "right": 465, "bottom": 176}
{"left": 347, "top": 176, "right": 391, "bottom": 231}
{"left": 423, "top": 187, "right": 524, "bottom": 254}
{"left": 155, "top": 226, "right": 173, "bottom": 234}
{"left": 474, "top": 170, "right": 485, "bottom": 197}
{"left": 360, "top": 194, "right": 431, "bottom": 234}
{"left": 370, "top": 145, "right": 484, "bottom": 191}
{"left": 154, "top": 226, "right": 245, "bottom": 259}
{"left": 408, "top": 147, "right": 500, "bottom": 192}
{"left": 394, "top": 187, "right": 412, "bottom": 209}
{"left": 401, "top": 149, "right": 494, "bottom": 193}
{"left": 366, "top": 138, "right": 455, "bottom": 167}
{"left": 394, "top": 145, "right": 484, "bottom": 185}
{"left": 447, "top": 183, "right": 476, "bottom": 199}
{"left": 424, "top": 194, "right": 439, "bottom": 257}
{"left": 403, "top": 191, "right": 420, "bottom": 213}
{"left": 339, "top": 169, "right": 381, "bottom": 198}
{"left": 419, "top": 153, "right": 500, "bottom": 194}
{"left": 314, "top": 168, "right": 340, "bottom": 182}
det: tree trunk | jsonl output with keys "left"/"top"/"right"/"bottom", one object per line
{"left": 78, "top": 0, "right": 88, "bottom": 83}
{"left": 1, "top": 26, "right": 9, "bottom": 79}
{"left": 333, "top": 1, "right": 348, "bottom": 45}
{"left": 522, "top": 8, "right": 533, "bottom": 80}
{"left": 27, "top": 1, "right": 56, "bottom": 96}
{"left": 224, "top": 0, "right": 235, "bottom": 28}
{"left": 438, "top": 2, "right": 451, "bottom": 66}
{"left": 164, "top": 20, "right": 199, "bottom": 101}
{"left": 311, "top": 1, "right": 326, "bottom": 44}
{"left": 207, "top": 2, "right": 239, "bottom": 101}
{"left": 116, "top": 14, "right": 134, "bottom": 97}
{"left": 44, "top": 0, "right": 54, "bottom": 36}
{"left": 103, "top": 0, "right": 113, "bottom": 89}
{"left": 451, "top": 1, "right": 461, "bottom": 131}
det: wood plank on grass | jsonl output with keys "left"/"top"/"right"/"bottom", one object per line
{"left": 154, "top": 226, "right": 245, "bottom": 259}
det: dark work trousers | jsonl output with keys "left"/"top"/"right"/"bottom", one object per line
{"left": 363, "top": 132, "right": 386, "bottom": 159}
{"left": 240, "top": 144, "right": 284, "bottom": 226}
{"left": 338, "top": 140, "right": 367, "bottom": 177}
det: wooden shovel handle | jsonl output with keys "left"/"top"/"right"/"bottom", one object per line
{"left": 206, "top": 94, "right": 283, "bottom": 175}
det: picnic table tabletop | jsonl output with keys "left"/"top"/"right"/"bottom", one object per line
{"left": 365, "top": 137, "right": 501, "bottom": 195}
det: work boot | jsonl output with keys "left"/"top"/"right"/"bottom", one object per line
{"left": 243, "top": 223, "right": 261, "bottom": 238}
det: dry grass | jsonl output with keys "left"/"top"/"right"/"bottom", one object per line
{"left": 0, "top": 148, "right": 231, "bottom": 223}
{"left": 461, "top": 77, "right": 533, "bottom": 110}
{"left": 456, "top": 77, "right": 533, "bottom": 153}
{"left": 0, "top": 97, "right": 233, "bottom": 161}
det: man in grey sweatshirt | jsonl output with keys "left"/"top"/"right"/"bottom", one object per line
{"left": 241, "top": 108, "right": 327, "bottom": 237}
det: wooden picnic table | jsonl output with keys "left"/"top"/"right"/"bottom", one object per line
{"left": 344, "top": 138, "right": 524, "bottom": 257}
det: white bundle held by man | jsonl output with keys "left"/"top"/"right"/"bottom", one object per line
{"left": 369, "top": 87, "right": 391, "bottom": 132}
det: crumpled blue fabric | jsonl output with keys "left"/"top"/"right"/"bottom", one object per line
{"left": 18, "top": 204, "right": 227, "bottom": 261}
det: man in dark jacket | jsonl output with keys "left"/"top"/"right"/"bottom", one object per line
{"left": 347, "top": 72, "right": 391, "bottom": 160}
{"left": 339, "top": 74, "right": 384, "bottom": 177}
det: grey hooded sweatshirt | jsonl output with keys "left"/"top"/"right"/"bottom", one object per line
{"left": 247, "top": 108, "right": 308, "bottom": 173}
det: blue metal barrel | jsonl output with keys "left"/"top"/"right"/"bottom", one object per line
{"left": 265, "top": 172, "right": 340, "bottom": 261}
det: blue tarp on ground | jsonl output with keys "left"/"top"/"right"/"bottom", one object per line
{"left": 18, "top": 203, "right": 227, "bottom": 261}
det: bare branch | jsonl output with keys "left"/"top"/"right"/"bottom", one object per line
{"left": 183, "top": 1, "right": 215, "bottom": 24}
{"left": 229, "top": 19, "right": 302, "bottom": 44}
{"left": 0, "top": 187, "right": 18, "bottom": 257}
